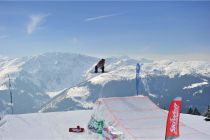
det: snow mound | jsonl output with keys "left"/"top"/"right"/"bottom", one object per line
{"left": 90, "top": 96, "right": 210, "bottom": 140}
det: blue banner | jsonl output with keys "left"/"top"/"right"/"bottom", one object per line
{"left": 136, "top": 63, "right": 140, "bottom": 95}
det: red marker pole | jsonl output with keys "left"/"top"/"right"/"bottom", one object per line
{"left": 165, "top": 97, "right": 182, "bottom": 140}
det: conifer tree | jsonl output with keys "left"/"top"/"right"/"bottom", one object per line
{"left": 187, "top": 107, "right": 193, "bottom": 114}
{"left": 193, "top": 107, "right": 201, "bottom": 115}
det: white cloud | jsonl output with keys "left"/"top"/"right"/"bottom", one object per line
{"left": 85, "top": 12, "right": 124, "bottom": 22}
{"left": 0, "top": 35, "right": 8, "bottom": 39}
{"left": 27, "top": 14, "right": 49, "bottom": 35}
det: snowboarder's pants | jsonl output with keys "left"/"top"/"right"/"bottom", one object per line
{"left": 95, "top": 66, "right": 104, "bottom": 73}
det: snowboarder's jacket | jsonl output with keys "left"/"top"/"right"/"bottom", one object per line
{"left": 96, "top": 59, "right": 105, "bottom": 68}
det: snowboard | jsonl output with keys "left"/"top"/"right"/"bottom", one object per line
{"left": 90, "top": 71, "right": 108, "bottom": 74}
{"left": 69, "top": 126, "right": 84, "bottom": 133}
{"left": 205, "top": 117, "right": 210, "bottom": 121}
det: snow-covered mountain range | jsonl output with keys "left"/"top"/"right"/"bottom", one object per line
{"left": 0, "top": 52, "right": 210, "bottom": 114}
{"left": 0, "top": 52, "right": 97, "bottom": 113}
{"left": 39, "top": 54, "right": 210, "bottom": 114}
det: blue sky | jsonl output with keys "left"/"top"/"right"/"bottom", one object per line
{"left": 0, "top": 1, "right": 210, "bottom": 60}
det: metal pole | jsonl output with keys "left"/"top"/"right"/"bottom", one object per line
{"left": 8, "top": 75, "right": 13, "bottom": 114}
{"left": 136, "top": 63, "right": 140, "bottom": 96}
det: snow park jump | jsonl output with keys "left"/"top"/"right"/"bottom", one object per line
{"left": 88, "top": 96, "right": 210, "bottom": 140}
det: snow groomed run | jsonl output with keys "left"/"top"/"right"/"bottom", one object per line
{"left": 89, "top": 96, "right": 210, "bottom": 140}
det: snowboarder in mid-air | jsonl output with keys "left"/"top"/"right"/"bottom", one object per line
{"left": 95, "top": 59, "right": 105, "bottom": 73}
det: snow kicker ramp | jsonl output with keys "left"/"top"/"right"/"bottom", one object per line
{"left": 92, "top": 96, "right": 210, "bottom": 140}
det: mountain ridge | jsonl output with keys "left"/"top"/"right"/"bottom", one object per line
{"left": 0, "top": 52, "right": 209, "bottom": 114}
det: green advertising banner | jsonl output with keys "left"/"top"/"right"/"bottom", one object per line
{"left": 88, "top": 116, "right": 104, "bottom": 134}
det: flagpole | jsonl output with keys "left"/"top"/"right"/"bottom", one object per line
{"left": 136, "top": 63, "right": 140, "bottom": 96}
{"left": 8, "top": 75, "right": 13, "bottom": 114}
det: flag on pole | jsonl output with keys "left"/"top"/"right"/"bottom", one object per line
{"left": 136, "top": 63, "right": 140, "bottom": 96}
{"left": 165, "top": 97, "right": 182, "bottom": 140}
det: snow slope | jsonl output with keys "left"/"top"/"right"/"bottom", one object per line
{"left": 21, "top": 52, "right": 97, "bottom": 91}
{"left": 183, "top": 81, "right": 208, "bottom": 89}
{"left": 0, "top": 110, "right": 101, "bottom": 140}
{"left": 1, "top": 96, "right": 210, "bottom": 140}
